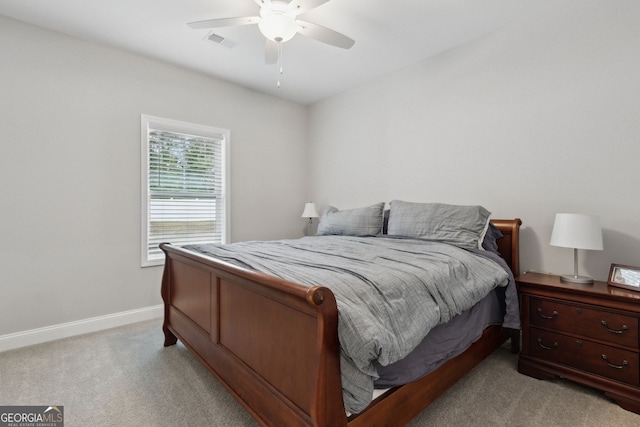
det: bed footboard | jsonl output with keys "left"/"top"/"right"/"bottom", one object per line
{"left": 160, "top": 243, "right": 348, "bottom": 427}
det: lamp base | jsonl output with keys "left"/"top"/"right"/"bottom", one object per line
{"left": 559, "top": 274, "right": 594, "bottom": 284}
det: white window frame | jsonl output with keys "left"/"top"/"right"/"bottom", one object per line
{"left": 140, "top": 115, "right": 230, "bottom": 267}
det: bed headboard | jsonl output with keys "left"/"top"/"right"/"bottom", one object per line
{"left": 490, "top": 219, "right": 522, "bottom": 277}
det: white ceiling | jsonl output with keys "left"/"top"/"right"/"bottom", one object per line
{"left": 0, "top": 0, "right": 547, "bottom": 105}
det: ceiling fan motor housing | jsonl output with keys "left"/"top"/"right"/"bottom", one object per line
{"left": 258, "top": 1, "right": 298, "bottom": 42}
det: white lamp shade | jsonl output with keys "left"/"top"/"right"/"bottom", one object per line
{"left": 301, "top": 202, "right": 319, "bottom": 219}
{"left": 550, "top": 213, "right": 603, "bottom": 250}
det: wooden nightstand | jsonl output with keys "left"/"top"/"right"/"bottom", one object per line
{"left": 516, "top": 272, "right": 640, "bottom": 414}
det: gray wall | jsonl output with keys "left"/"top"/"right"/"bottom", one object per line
{"left": 0, "top": 16, "right": 308, "bottom": 336}
{"left": 307, "top": 2, "right": 640, "bottom": 281}
{"left": 3, "top": 2, "right": 640, "bottom": 340}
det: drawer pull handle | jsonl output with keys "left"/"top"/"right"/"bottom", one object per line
{"left": 601, "top": 354, "right": 629, "bottom": 369}
{"left": 537, "top": 308, "right": 558, "bottom": 320}
{"left": 601, "top": 321, "right": 629, "bottom": 335}
{"left": 537, "top": 338, "right": 558, "bottom": 350}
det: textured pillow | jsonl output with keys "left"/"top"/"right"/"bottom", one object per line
{"left": 387, "top": 200, "right": 491, "bottom": 249}
{"left": 317, "top": 203, "right": 385, "bottom": 236}
{"left": 482, "top": 222, "right": 504, "bottom": 253}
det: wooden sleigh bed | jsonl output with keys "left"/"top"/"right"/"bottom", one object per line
{"left": 160, "top": 217, "right": 522, "bottom": 427}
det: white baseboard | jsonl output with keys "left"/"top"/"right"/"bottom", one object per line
{"left": 0, "top": 305, "right": 164, "bottom": 352}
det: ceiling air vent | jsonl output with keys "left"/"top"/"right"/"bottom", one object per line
{"left": 204, "top": 31, "right": 236, "bottom": 49}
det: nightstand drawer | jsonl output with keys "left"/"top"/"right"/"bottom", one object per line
{"left": 530, "top": 328, "right": 639, "bottom": 386}
{"left": 529, "top": 297, "right": 639, "bottom": 348}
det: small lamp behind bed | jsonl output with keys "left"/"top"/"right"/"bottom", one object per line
{"left": 301, "top": 202, "right": 319, "bottom": 236}
{"left": 550, "top": 213, "right": 603, "bottom": 284}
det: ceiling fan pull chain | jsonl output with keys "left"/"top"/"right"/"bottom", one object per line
{"left": 277, "top": 41, "right": 283, "bottom": 88}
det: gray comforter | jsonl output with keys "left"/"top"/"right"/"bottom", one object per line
{"left": 185, "top": 235, "right": 511, "bottom": 414}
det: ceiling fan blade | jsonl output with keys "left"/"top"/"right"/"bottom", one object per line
{"left": 296, "top": 20, "right": 355, "bottom": 49}
{"left": 187, "top": 16, "right": 259, "bottom": 30}
{"left": 287, "top": 0, "right": 331, "bottom": 15}
{"left": 265, "top": 39, "right": 278, "bottom": 64}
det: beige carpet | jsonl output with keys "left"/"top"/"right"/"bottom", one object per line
{"left": 1, "top": 319, "right": 638, "bottom": 426}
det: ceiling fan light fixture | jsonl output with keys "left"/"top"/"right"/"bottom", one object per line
{"left": 258, "top": 6, "right": 297, "bottom": 42}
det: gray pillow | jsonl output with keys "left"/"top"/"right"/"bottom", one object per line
{"left": 316, "top": 203, "right": 385, "bottom": 236}
{"left": 482, "top": 222, "right": 503, "bottom": 253}
{"left": 387, "top": 200, "right": 491, "bottom": 249}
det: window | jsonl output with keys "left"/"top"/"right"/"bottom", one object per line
{"left": 141, "top": 115, "right": 229, "bottom": 267}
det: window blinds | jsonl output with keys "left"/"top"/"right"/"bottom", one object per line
{"left": 142, "top": 116, "right": 228, "bottom": 265}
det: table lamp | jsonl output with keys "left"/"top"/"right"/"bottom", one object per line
{"left": 301, "top": 202, "right": 319, "bottom": 236}
{"left": 550, "top": 213, "right": 603, "bottom": 283}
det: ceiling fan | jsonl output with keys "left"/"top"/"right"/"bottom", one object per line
{"left": 188, "top": 0, "right": 355, "bottom": 85}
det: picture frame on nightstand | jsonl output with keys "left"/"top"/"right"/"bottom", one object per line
{"left": 607, "top": 263, "right": 640, "bottom": 291}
